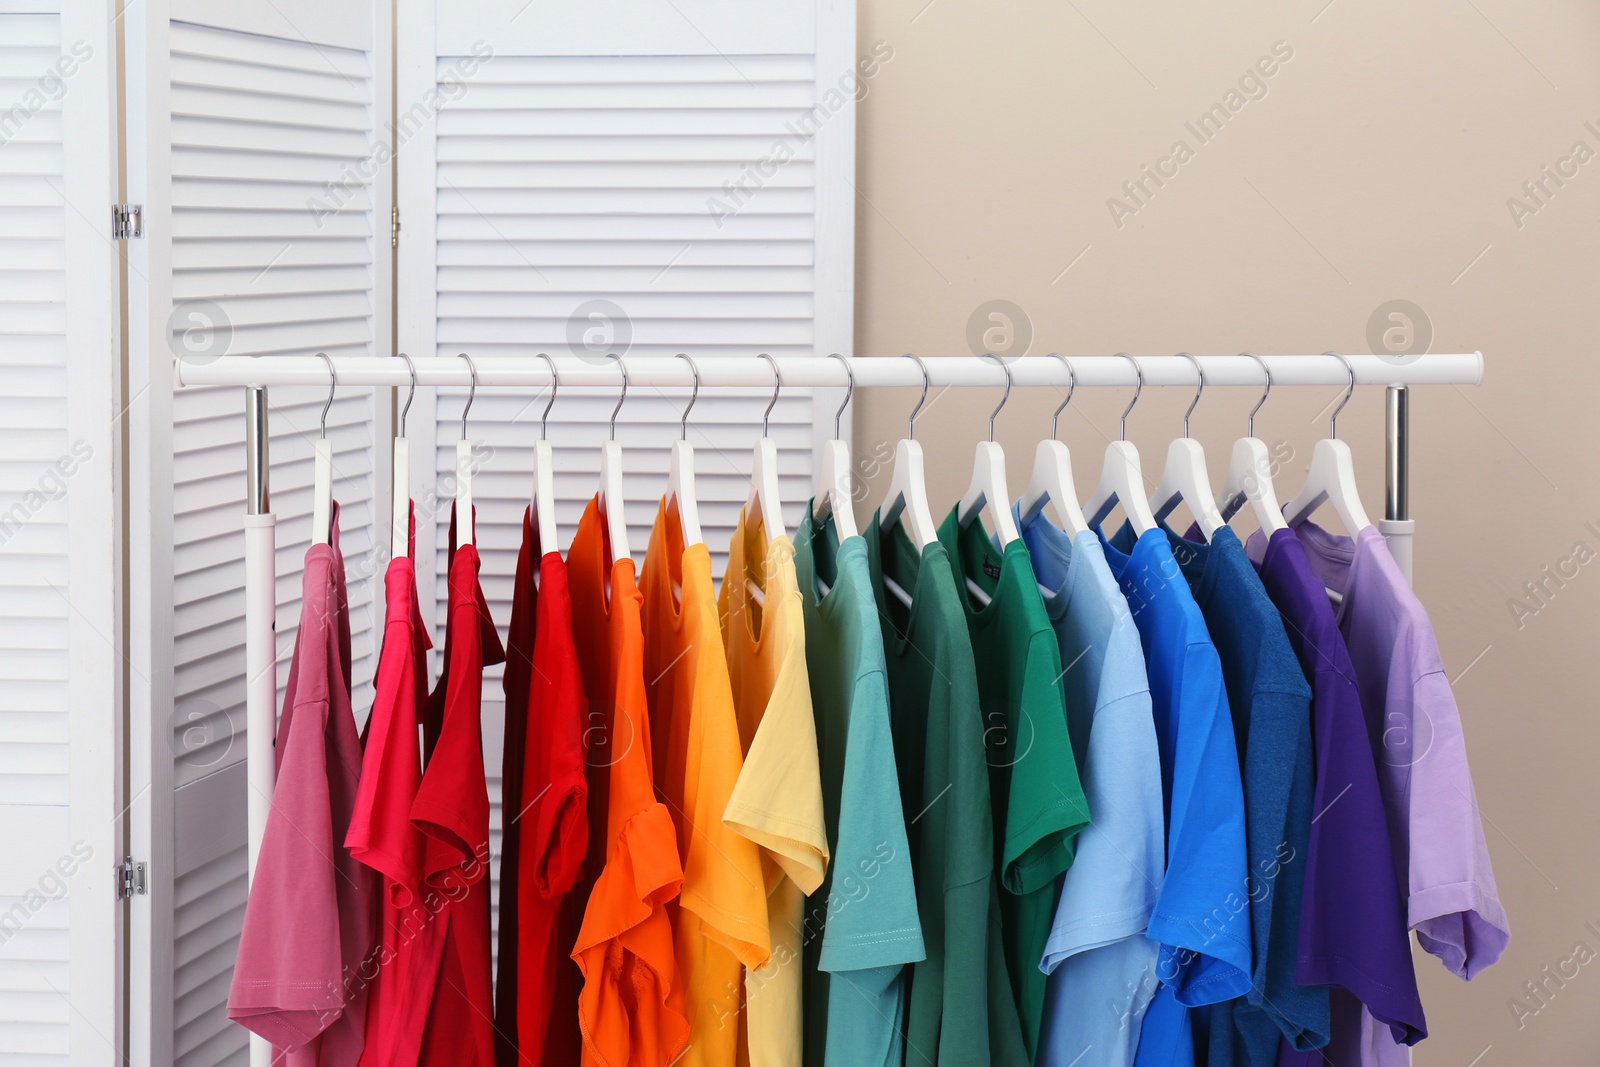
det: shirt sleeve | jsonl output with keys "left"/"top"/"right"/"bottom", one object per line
{"left": 228, "top": 697, "right": 347, "bottom": 1049}
{"left": 998, "top": 632, "right": 1090, "bottom": 896}
{"left": 1146, "top": 641, "right": 1252, "bottom": 1006}
{"left": 1400, "top": 668, "right": 1510, "bottom": 978}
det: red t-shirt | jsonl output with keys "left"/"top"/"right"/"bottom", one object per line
{"left": 495, "top": 508, "right": 590, "bottom": 1065}
{"left": 345, "top": 504, "right": 450, "bottom": 1067}
{"left": 229, "top": 505, "right": 376, "bottom": 1067}
{"left": 411, "top": 507, "right": 505, "bottom": 1067}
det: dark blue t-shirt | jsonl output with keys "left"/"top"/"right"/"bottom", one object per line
{"left": 1163, "top": 525, "right": 1326, "bottom": 1066}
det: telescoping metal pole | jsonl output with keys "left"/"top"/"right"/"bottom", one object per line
{"left": 242, "top": 386, "right": 276, "bottom": 1067}
{"left": 1382, "top": 384, "right": 1414, "bottom": 584}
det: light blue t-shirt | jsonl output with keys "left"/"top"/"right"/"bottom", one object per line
{"left": 795, "top": 506, "right": 926, "bottom": 1067}
{"left": 1098, "top": 526, "right": 1250, "bottom": 1067}
{"left": 1019, "top": 511, "right": 1166, "bottom": 1067}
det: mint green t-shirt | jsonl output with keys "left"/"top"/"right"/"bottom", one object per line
{"left": 938, "top": 508, "right": 1091, "bottom": 1064}
{"left": 866, "top": 512, "right": 999, "bottom": 1067}
{"left": 796, "top": 505, "right": 925, "bottom": 1067}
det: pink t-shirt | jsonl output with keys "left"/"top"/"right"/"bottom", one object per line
{"left": 229, "top": 506, "right": 377, "bottom": 1066}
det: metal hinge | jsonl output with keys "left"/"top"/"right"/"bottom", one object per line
{"left": 391, "top": 206, "right": 400, "bottom": 248}
{"left": 112, "top": 204, "right": 142, "bottom": 240}
{"left": 115, "top": 856, "right": 147, "bottom": 899}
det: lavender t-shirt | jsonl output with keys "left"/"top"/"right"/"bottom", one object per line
{"left": 1245, "top": 528, "right": 1425, "bottom": 1065}
{"left": 1291, "top": 522, "right": 1509, "bottom": 1063}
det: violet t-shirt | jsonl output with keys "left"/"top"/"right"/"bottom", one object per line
{"left": 1244, "top": 527, "right": 1424, "bottom": 1067}
{"left": 1292, "top": 522, "right": 1509, "bottom": 1065}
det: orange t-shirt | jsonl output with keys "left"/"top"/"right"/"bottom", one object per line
{"left": 568, "top": 495, "right": 689, "bottom": 1067}
{"left": 640, "top": 500, "right": 771, "bottom": 1067}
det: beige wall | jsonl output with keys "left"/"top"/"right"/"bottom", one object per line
{"left": 851, "top": 1, "right": 1600, "bottom": 1062}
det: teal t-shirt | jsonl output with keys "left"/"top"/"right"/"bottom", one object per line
{"left": 938, "top": 508, "right": 1091, "bottom": 1064}
{"left": 866, "top": 512, "right": 998, "bottom": 1067}
{"left": 796, "top": 505, "right": 925, "bottom": 1067}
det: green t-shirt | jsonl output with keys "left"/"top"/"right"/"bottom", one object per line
{"left": 865, "top": 511, "right": 1000, "bottom": 1067}
{"left": 796, "top": 506, "right": 926, "bottom": 1067}
{"left": 937, "top": 508, "right": 1090, "bottom": 1064}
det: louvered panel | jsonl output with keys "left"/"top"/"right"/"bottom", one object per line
{"left": 0, "top": 895, "right": 69, "bottom": 1065}
{"left": 0, "top": 12, "right": 68, "bottom": 814}
{"left": 165, "top": 20, "right": 382, "bottom": 1067}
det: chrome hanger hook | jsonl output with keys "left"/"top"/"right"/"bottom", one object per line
{"left": 1241, "top": 352, "right": 1271, "bottom": 438}
{"left": 535, "top": 352, "right": 559, "bottom": 441}
{"left": 1047, "top": 353, "right": 1077, "bottom": 440}
{"left": 902, "top": 353, "right": 931, "bottom": 441}
{"left": 317, "top": 352, "right": 336, "bottom": 440}
{"left": 675, "top": 353, "right": 700, "bottom": 441}
{"left": 1113, "top": 352, "right": 1142, "bottom": 441}
{"left": 981, "top": 353, "right": 1012, "bottom": 442}
{"left": 607, "top": 353, "right": 628, "bottom": 442}
{"left": 396, "top": 352, "right": 416, "bottom": 438}
{"left": 827, "top": 353, "right": 853, "bottom": 441}
{"left": 758, "top": 353, "right": 782, "bottom": 437}
{"left": 456, "top": 352, "right": 478, "bottom": 440}
{"left": 1176, "top": 352, "right": 1205, "bottom": 438}
{"left": 1327, "top": 352, "right": 1356, "bottom": 439}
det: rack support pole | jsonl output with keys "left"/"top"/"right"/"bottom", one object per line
{"left": 242, "top": 386, "right": 276, "bottom": 1067}
{"left": 1382, "top": 384, "right": 1414, "bottom": 584}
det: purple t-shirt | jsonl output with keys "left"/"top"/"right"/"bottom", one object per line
{"left": 1289, "top": 523, "right": 1509, "bottom": 1064}
{"left": 1245, "top": 528, "right": 1425, "bottom": 1064}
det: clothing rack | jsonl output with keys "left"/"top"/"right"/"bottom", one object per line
{"left": 176, "top": 350, "right": 1483, "bottom": 1067}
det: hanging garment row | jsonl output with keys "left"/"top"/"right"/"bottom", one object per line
{"left": 225, "top": 352, "right": 1508, "bottom": 1067}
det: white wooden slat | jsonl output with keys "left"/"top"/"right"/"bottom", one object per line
{"left": 152, "top": 16, "right": 391, "bottom": 1067}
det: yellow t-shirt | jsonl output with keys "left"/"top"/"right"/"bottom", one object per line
{"left": 718, "top": 510, "right": 829, "bottom": 1067}
{"left": 640, "top": 500, "right": 770, "bottom": 1067}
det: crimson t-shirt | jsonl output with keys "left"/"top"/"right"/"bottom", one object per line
{"left": 345, "top": 503, "right": 450, "bottom": 1067}
{"left": 495, "top": 509, "right": 589, "bottom": 1065}
{"left": 411, "top": 506, "right": 505, "bottom": 1067}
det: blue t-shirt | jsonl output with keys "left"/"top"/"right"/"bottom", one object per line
{"left": 1019, "top": 511, "right": 1166, "bottom": 1067}
{"left": 1097, "top": 526, "right": 1249, "bottom": 1067}
{"left": 795, "top": 506, "right": 926, "bottom": 1067}
{"left": 1164, "top": 525, "right": 1327, "bottom": 1066}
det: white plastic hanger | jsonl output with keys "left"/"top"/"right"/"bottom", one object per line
{"left": 1084, "top": 353, "right": 1159, "bottom": 534}
{"left": 312, "top": 352, "right": 336, "bottom": 546}
{"left": 1218, "top": 352, "right": 1288, "bottom": 535}
{"left": 879, "top": 353, "right": 941, "bottom": 551}
{"left": 745, "top": 353, "right": 787, "bottom": 541}
{"left": 1019, "top": 353, "right": 1089, "bottom": 537}
{"left": 531, "top": 352, "right": 561, "bottom": 554}
{"left": 957, "top": 354, "right": 1019, "bottom": 546}
{"left": 665, "top": 352, "right": 704, "bottom": 548}
{"left": 598, "top": 354, "right": 632, "bottom": 565}
{"left": 1150, "top": 352, "right": 1227, "bottom": 541}
{"left": 1283, "top": 352, "right": 1372, "bottom": 534}
{"left": 811, "top": 352, "right": 859, "bottom": 542}
{"left": 454, "top": 352, "right": 478, "bottom": 547}
{"left": 390, "top": 353, "right": 416, "bottom": 558}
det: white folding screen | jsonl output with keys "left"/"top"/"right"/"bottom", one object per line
{"left": 126, "top": 3, "right": 392, "bottom": 1064}
{"left": 0, "top": 1, "right": 119, "bottom": 1063}
{"left": 397, "top": 0, "right": 855, "bottom": 907}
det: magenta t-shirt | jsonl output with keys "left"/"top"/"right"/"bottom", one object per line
{"left": 229, "top": 507, "right": 376, "bottom": 1065}
{"left": 1291, "top": 522, "right": 1509, "bottom": 1065}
